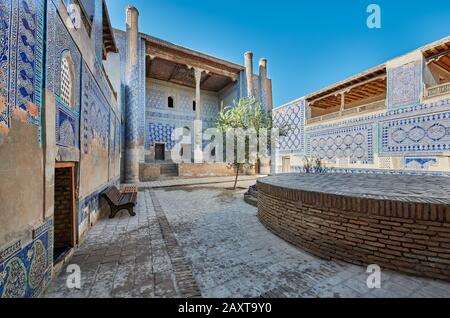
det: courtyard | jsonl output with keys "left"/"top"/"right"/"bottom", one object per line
{"left": 44, "top": 179, "right": 450, "bottom": 298}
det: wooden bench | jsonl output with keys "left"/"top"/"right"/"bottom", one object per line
{"left": 102, "top": 186, "right": 137, "bottom": 219}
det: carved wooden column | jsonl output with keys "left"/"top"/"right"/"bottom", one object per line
{"left": 193, "top": 67, "right": 204, "bottom": 163}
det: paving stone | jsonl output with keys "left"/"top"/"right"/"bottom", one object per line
{"left": 153, "top": 181, "right": 450, "bottom": 298}
{"left": 44, "top": 180, "right": 450, "bottom": 298}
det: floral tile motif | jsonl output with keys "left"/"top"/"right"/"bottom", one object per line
{"left": 0, "top": 219, "right": 52, "bottom": 298}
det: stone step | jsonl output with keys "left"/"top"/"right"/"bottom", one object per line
{"left": 160, "top": 164, "right": 179, "bottom": 176}
{"left": 161, "top": 172, "right": 178, "bottom": 177}
{"left": 249, "top": 189, "right": 258, "bottom": 199}
{"left": 244, "top": 194, "right": 258, "bottom": 207}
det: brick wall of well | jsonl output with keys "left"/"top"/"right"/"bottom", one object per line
{"left": 257, "top": 181, "right": 450, "bottom": 281}
{"left": 54, "top": 168, "right": 73, "bottom": 249}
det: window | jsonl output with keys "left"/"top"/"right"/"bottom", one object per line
{"left": 168, "top": 96, "right": 174, "bottom": 108}
{"left": 193, "top": 101, "right": 196, "bottom": 111}
{"left": 60, "top": 52, "right": 74, "bottom": 108}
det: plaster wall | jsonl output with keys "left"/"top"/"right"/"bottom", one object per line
{"left": 0, "top": 119, "right": 44, "bottom": 248}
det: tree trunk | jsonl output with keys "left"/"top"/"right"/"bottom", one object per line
{"left": 233, "top": 165, "right": 240, "bottom": 190}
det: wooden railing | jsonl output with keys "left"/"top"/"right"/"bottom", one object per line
{"left": 426, "top": 82, "right": 450, "bottom": 99}
{"left": 307, "top": 100, "right": 386, "bottom": 125}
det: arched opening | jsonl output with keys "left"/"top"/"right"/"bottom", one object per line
{"left": 60, "top": 51, "right": 75, "bottom": 108}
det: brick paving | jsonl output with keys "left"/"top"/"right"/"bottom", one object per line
{"left": 44, "top": 180, "right": 450, "bottom": 298}
{"left": 44, "top": 190, "right": 199, "bottom": 298}
{"left": 262, "top": 173, "right": 450, "bottom": 203}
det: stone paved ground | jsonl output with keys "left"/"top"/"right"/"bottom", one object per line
{"left": 131, "top": 175, "right": 262, "bottom": 189}
{"left": 45, "top": 180, "right": 450, "bottom": 298}
{"left": 45, "top": 189, "right": 200, "bottom": 298}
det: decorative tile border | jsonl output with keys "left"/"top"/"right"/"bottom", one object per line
{"left": 290, "top": 165, "right": 450, "bottom": 177}
{"left": 404, "top": 157, "right": 438, "bottom": 170}
{"left": 0, "top": 241, "right": 22, "bottom": 265}
{"left": 0, "top": 218, "right": 53, "bottom": 298}
{"left": 380, "top": 110, "right": 449, "bottom": 155}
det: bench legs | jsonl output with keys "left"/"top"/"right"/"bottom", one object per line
{"left": 109, "top": 206, "right": 136, "bottom": 219}
{"left": 128, "top": 207, "right": 136, "bottom": 217}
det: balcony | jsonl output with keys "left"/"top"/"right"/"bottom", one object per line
{"left": 425, "top": 82, "right": 450, "bottom": 99}
{"left": 305, "top": 68, "right": 387, "bottom": 126}
{"left": 423, "top": 42, "right": 450, "bottom": 100}
{"left": 306, "top": 99, "right": 386, "bottom": 125}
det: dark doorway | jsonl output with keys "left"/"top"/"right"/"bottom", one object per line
{"left": 168, "top": 96, "right": 174, "bottom": 108}
{"left": 155, "top": 143, "right": 165, "bottom": 161}
{"left": 54, "top": 163, "right": 76, "bottom": 263}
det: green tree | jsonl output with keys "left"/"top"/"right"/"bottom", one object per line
{"left": 215, "top": 97, "right": 288, "bottom": 190}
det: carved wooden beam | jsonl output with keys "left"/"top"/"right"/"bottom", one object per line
{"left": 146, "top": 46, "right": 239, "bottom": 82}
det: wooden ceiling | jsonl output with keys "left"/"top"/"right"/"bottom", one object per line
{"left": 306, "top": 66, "right": 386, "bottom": 109}
{"left": 309, "top": 76, "right": 387, "bottom": 109}
{"left": 146, "top": 57, "right": 235, "bottom": 92}
{"left": 424, "top": 39, "right": 450, "bottom": 72}
{"left": 143, "top": 34, "right": 243, "bottom": 92}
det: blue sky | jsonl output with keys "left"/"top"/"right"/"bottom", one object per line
{"left": 105, "top": 0, "right": 450, "bottom": 107}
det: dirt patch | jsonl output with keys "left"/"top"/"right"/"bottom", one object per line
{"left": 161, "top": 185, "right": 247, "bottom": 204}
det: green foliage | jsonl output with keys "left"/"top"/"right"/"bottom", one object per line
{"left": 216, "top": 97, "right": 288, "bottom": 150}
{"left": 215, "top": 97, "right": 290, "bottom": 189}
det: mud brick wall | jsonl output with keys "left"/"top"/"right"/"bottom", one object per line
{"left": 54, "top": 168, "right": 73, "bottom": 248}
{"left": 257, "top": 180, "right": 450, "bottom": 281}
{"left": 179, "top": 163, "right": 235, "bottom": 178}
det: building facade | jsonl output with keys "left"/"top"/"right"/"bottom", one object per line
{"left": 106, "top": 7, "right": 273, "bottom": 182}
{"left": 0, "top": 1, "right": 272, "bottom": 297}
{"left": 0, "top": 0, "right": 120, "bottom": 298}
{"left": 273, "top": 38, "right": 450, "bottom": 176}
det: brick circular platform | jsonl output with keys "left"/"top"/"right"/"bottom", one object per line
{"left": 257, "top": 173, "right": 450, "bottom": 281}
